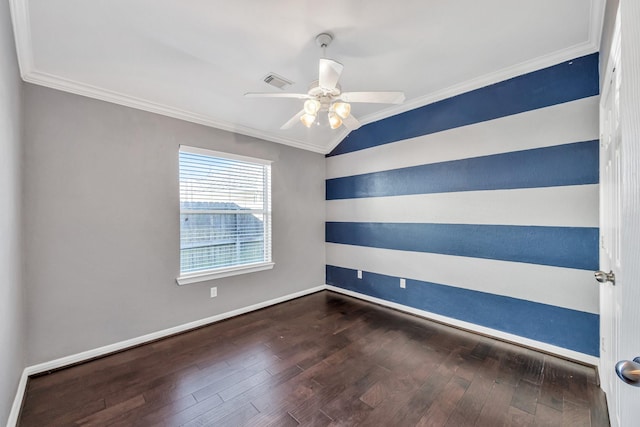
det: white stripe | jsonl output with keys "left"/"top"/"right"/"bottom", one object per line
{"left": 326, "top": 285, "right": 598, "bottom": 366}
{"left": 326, "top": 185, "right": 599, "bottom": 227}
{"left": 326, "top": 243, "right": 598, "bottom": 314}
{"left": 326, "top": 96, "right": 599, "bottom": 179}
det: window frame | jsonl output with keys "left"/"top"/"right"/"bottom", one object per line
{"left": 176, "top": 145, "right": 274, "bottom": 285}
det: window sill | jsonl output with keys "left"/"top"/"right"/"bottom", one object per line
{"left": 176, "top": 262, "right": 275, "bottom": 285}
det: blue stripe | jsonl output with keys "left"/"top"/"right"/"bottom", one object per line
{"left": 328, "top": 53, "right": 599, "bottom": 157}
{"left": 326, "top": 265, "right": 599, "bottom": 356}
{"left": 326, "top": 140, "right": 599, "bottom": 200}
{"left": 326, "top": 222, "right": 598, "bottom": 270}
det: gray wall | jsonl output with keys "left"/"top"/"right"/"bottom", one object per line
{"left": 0, "top": 0, "right": 25, "bottom": 424}
{"left": 23, "top": 85, "right": 325, "bottom": 365}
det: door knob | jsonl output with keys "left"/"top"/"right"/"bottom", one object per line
{"left": 594, "top": 270, "right": 615, "bottom": 285}
{"left": 615, "top": 357, "right": 640, "bottom": 386}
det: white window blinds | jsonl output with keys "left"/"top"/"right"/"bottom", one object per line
{"left": 179, "top": 146, "right": 272, "bottom": 276}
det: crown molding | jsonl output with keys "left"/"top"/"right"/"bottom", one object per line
{"left": 588, "top": 0, "right": 607, "bottom": 50}
{"left": 8, "top": 0, "right": 328, "bottom": 154}
{"left": 10, "top": 0, "right": 605, "bottom": 156}
{"left": 9, "top": 0, "right": 33, "bottom": 74}
{"left": 360, "top": 42, "right": 599, "bottom": 126}
{"left": 325, "top": 0, "right": 606, "bottom": 154}
{"left": 325, "top": 43, "right": 598, "bottom": 155}
{"left": 24, "top": 70, "right": 328, "bottom": 154}
{"left": 326, "top": 128, "right": 350, "bottom": 154}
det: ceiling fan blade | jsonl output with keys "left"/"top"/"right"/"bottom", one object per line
{"left": 339, "top": 91, "right": 405, "bottom": 104}
{"left": 319, "top": 58, "right": 343, "bottom": 91}
{"left": 342, "top": 114, "right": 361, "bottom": 131}
{"left": 280, "top": 110, "right": 305, "bottom": 130}
{"left": 245, "top": 92, "right": 310, "bottom": 99}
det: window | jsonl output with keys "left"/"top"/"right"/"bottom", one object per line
{"left": 177, "top": 146, "right": 273, "bottom": 285}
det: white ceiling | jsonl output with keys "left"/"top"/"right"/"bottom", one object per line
{"left": 10, "top": 0, "right": 604, "bottom": 153}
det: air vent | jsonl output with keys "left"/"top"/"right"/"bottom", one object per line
{"left": 263, "top": 73, "right": 293, "bottom": 90}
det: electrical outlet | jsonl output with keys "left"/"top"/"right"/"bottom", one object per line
{"left": 210, "top": 287, "right": 217, "bottom": 298}
{"left": 357, "top": 270, "right": 363, "bottom": 279}
{"left": 400, "top": 278, "right": 406, "bottom": 289}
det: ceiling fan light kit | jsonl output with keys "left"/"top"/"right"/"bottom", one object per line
{"left": 331, "top": 102, "right": 351, "bottom": 119}
{"left": 300, "top": 113, "right": 317, "bottom": 128}
{"left": 328, "top": 111, "right": 342, "bottom": 129}
{"left": 303, "top": 99, "right": 321, "bottom": 115}
{"left": 245, "top": 32, "right": 405, "bottom": 131}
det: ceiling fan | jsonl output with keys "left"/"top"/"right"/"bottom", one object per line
{"left": 245, "top": 33, "right": 405, "bottom": 131}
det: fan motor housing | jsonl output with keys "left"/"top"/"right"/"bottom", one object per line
{"left": 308, "top": 80, "right": 341, "bottom": 98}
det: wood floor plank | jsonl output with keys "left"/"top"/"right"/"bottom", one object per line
{"left": 415, "top": 375, "right": 470, "bottom": 426}
{"left": 217, "top": 369, "right": 272, "bottom": 401}
{"left": 563, "top": 365, "right": 590, "bottom": 405}
{"left": 142, "top": 393, "right": 224, "bottom": 426}
{"left": 106, "top": 393, "right": 198, "bottom": 427}
{"left": 19, "top": 396, "right": 106, "bottom": 427}
{"left": 474, "top": 380, "right": 517, "bottom": 426}
{"left": 354, "top": 348, "right": 443, "bottom": 426}
{"left": 191, "top": 361, "right": 274, "bottom": 402}
{"left": 290, "top": 409, "right": 333, "bottom": 426}
{"left": 171, "top": 361, "right": 304, "bottom": 426}
{"left": 384, "top": 350, "right": 462, "bottom": 426}
{"left": 444, "top": 356, "right": 499, "bottom": 426}
{"left": 507, "top": 406, "right": 537, "bottom": 426}
{"left": 75, "top": 394, "right": 145, "bottom": 426}
{"left": 212, "top": 364, "right": 304, "bottom": 415}
{"left": 245, "top": 410, "right": 300, "bottom": 427}
{"left": 511, "top": 379, "right": 541, "bottom": 415}
{"left": 249, "top": 381, "right": 315, "bottom": 423}
{"left": 319, "top": 365, "right": 388, "bottom": 425}
{"left": 562, "top": 398, "right": 592, "bottom": 426}
{"left": 587, "top": 384, "right": 611, "bottom": 427}
{"left": 538, "top": 356, "right": 570, "bottom": 411}
{"left": 287, "top": 360, "right": 372, "bottom": 422}
{"left": 17, "top": 291, "right": 609, "bottom": 427}
{"left": 182, "top": 401, "right": 259, "bottom": 427}
{"left": 534, "top": 401, "right": 564, "bottom": 426}
{"left": 359, "top": 382, "right": 386, "bottom": 409}
{"left": 213, "top": 402, "right": 260, "bottom": 427}
{"left": 102, "top": 363, "right": 202, "bottom": 407}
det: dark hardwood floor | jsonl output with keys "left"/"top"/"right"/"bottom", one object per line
{"left": 18, "top": 291, "right": 609, "bottom": 426}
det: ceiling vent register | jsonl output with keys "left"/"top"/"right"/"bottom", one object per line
{"left": 263, "top": 73, "right": 293, "bottom": 90}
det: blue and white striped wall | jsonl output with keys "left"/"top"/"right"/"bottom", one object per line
{"left": 325, "top": 53, "right": 600, "bottom": 363}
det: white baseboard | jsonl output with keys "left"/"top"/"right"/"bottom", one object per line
{"left": 5, "top": 370, "right": 28, "bottom": 427}
{"left": 5, "top": 285, "right": 325, "bottom": 427}
{"left": 7, "top": 283, "right": 599, "bottom": 426}
{"left": 326, "top": 285, "right": 599, "bottom": 366}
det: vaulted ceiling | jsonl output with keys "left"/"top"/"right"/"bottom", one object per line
{"left": 10, "top": 0, "right": 605, "bottom": 153}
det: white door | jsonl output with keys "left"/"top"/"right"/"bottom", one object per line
{"left": 599, "top": 18, "right": 622, "bottom": 425}
{"left": 616, "top": 1, "right": 640, "bottom": 425}
{"left": 600, "top": 4, "right": 640, "bottom": 426}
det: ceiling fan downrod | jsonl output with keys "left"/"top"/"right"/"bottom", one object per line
{"left": 315, "top": 33, "right": 333, "bottom": 58}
